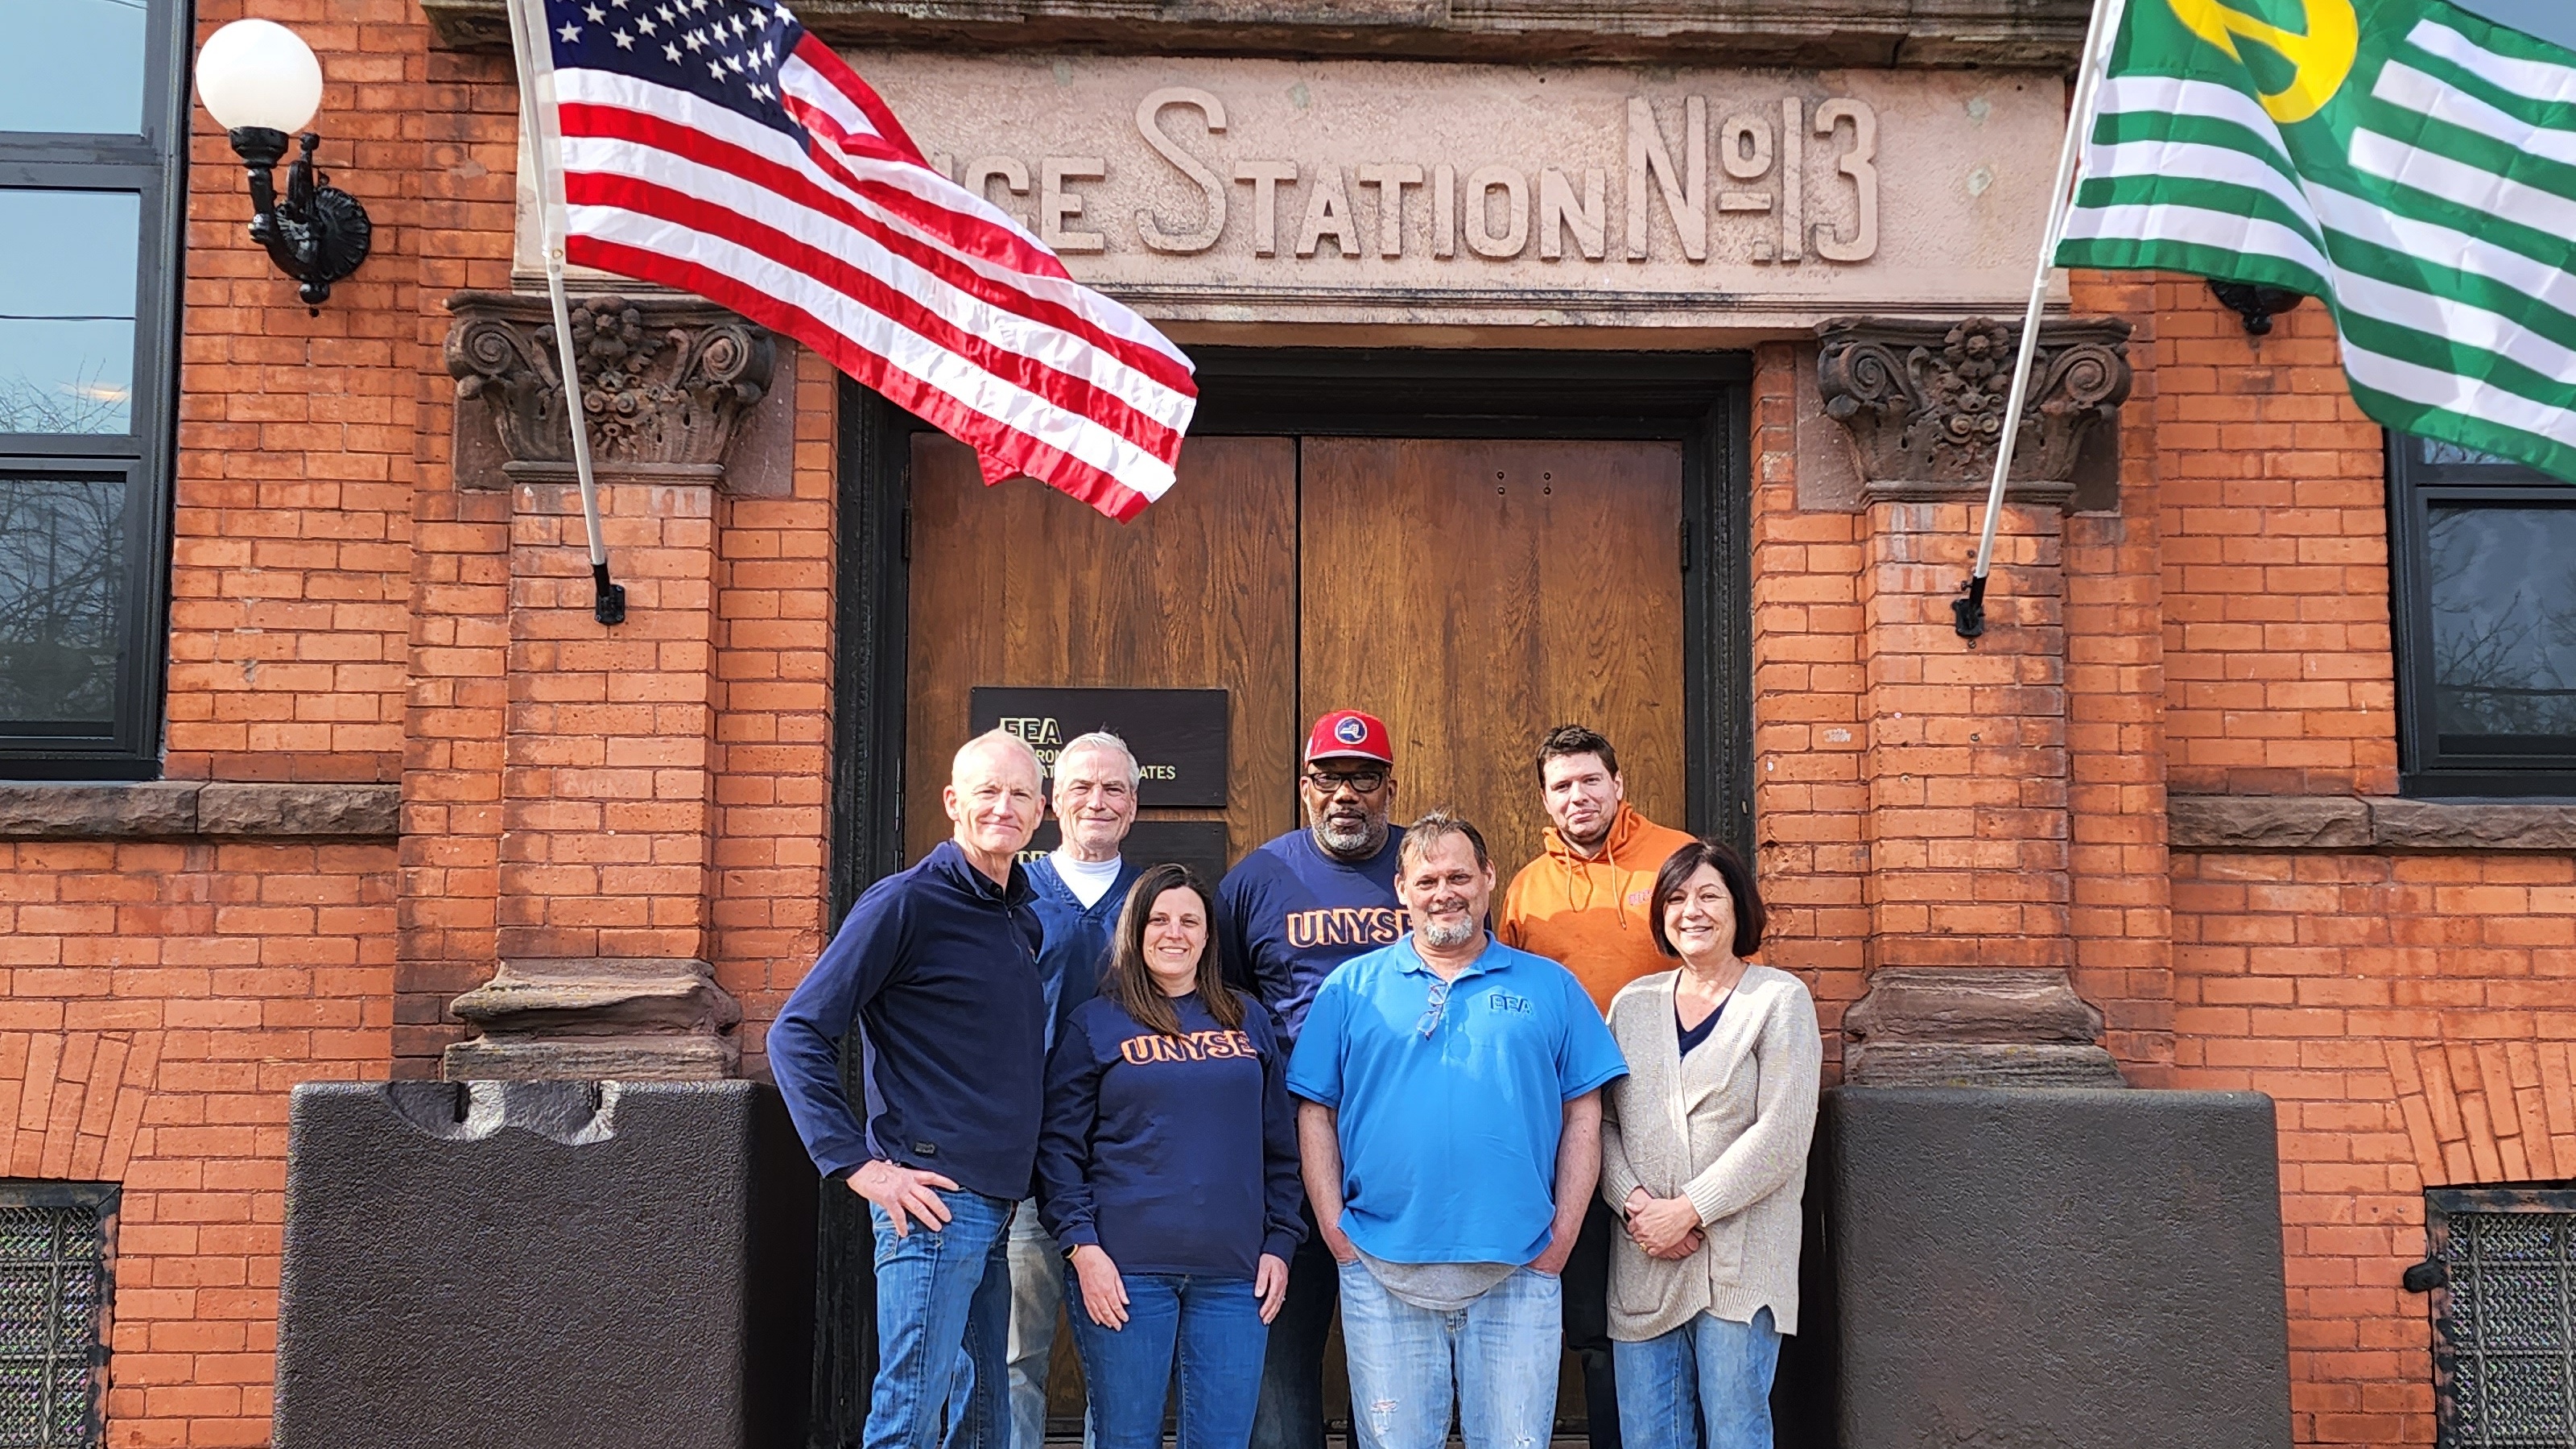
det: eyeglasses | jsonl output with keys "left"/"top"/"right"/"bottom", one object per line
{"left": 1304, "top": 768, "right": 1388, "bottom": 794}
{"left": 1414, "top": 977, "right": 1453, "bottom": 1039}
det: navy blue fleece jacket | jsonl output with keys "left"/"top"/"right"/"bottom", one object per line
{"left": 770, "top": 840, "right": 1048, "bottom": 1200}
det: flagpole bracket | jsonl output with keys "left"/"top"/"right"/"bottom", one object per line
{"left": 2207, "top": 280, "right": 2305, "bottom": 336}
{"left": 1953, "top": 573, "right": 1988, "bottom": 640}
{"left": 592, "top": 564, "right": 628, "bottom": 626}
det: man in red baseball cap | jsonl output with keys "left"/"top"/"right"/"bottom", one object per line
{"left": 1217, "top": 708, "right": 1405, "bottom": 1449}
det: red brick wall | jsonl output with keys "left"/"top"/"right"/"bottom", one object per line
{"left": 2172, "top": 848, "right": 2576, "bottom": 1449}
{"left": 2154, "top": 286, "right": 2397, "bottom": 798}
{"left": 710, "top": 359, "right": 841, "bottom": 1075}
{"left": 1747, "top": 341, "right": 1869, "bottom": 1064}
{"left": 0, "top": 839, "right": 394, "bottom": 1449}
{"left": 168, "top": 0, "right": 432, "bottom": 787}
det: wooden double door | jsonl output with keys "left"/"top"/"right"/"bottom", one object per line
{"left": 903, "top": 425, "right": 1688, "bottom": 1434}
{"left": 902, "top": 431, "right": 1688, "bottom": 886}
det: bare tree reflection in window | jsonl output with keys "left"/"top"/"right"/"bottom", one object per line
{"left": 0, "top": 476, "right": 124, "bottom": 724}
{"left": 0, "top": 363, "right": 130, "bottom": 437}
{"left": 2425, "top": 506, "right": 2576, "bottom": 742}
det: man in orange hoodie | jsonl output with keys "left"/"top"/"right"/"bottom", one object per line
{"left": 1498, "top": 722, "right": 1696, "bottom": 1449}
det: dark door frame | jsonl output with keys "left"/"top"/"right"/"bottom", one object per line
{"left": 831, "top": 346, "right": 1756, "bottom": 919}
{"left": 815, "top": 347, "right": 1755, "bottom": 1443}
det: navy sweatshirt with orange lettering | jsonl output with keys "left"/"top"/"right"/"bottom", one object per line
{"left": 1216, "top": 826, "right": 1407, "bottom": 1044}
{"left": 1035, "top": 989, "right": 1306, "bottom": 1279}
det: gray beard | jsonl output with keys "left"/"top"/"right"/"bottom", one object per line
{"left": 1313, "top": 814, "right": 1386, "bottom": 858}
{"left": 1420, "top": 917, "right": 1478, "bottom": 949}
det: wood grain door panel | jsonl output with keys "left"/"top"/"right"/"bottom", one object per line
{"left": 902, "top": 433, "right": 1299, "bottom": 868}
{"left": 1298, "top": 437, "right": 1687, "bottom": 883}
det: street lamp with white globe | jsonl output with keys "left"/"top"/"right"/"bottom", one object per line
{"left": 195, "top": 19, "right": 372, "bottom": 310}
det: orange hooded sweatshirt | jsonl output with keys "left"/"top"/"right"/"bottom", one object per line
{"left": 1498, "top": 802, "right": 1696, "bottom": 1015}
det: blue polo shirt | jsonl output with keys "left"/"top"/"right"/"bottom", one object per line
{"left": 1285, "top": 935, "right": 1627, "bottom": 1265}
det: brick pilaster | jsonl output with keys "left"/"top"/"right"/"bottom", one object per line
{"left": 496, "top": 481, "right": 720, "bottom": 966}
{"left": 1856, "top": 498, "right": 2074, "bottom": 972}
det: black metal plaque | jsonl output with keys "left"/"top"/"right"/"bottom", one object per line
{"left": 971, "top": 687, "right": 1228, "bottom": 808}
{"left": 1018, "top": 820, "right": 1231, "bottom": 892}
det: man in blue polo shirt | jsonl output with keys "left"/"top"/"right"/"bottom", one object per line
{"left": 1287, "top": 810, "right": 1627, "bottom": 1449}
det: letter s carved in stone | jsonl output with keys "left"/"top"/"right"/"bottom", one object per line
{"left": 1135, "top": 87, "right": 1228, "bottom": 255}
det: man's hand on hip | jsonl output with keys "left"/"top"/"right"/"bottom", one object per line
{"left": 848, "top": 1160, "right": 960, "bottom": 1236}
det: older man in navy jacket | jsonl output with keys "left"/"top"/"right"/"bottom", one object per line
{"left": 772, "top": 728, "right": 1051, "bottom": 1449}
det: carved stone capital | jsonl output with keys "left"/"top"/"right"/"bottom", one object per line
{"left": 1815, "top": 315, "right": 2131, "bottom": 506}
{"left": 443, "top": 957, "right": 742, "bottom": 1082}
{"left": 1843, "top": 968, "right": 2125, "bottom": 1088}
{"left": 444, "top": 290, "right": 774, "bottom": 487}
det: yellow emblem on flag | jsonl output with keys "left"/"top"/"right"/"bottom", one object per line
{"left": 2167, "top": 0, "right": 2359, "bottom": 124}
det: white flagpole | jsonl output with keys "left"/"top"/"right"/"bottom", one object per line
{"left": 502, "top": 0, "right": 625, "bottom": 625}
{"left": 1954, "top": 0, "right": 2128, "bottom": 639}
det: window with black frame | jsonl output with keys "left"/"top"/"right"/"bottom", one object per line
{"left": 2389, "top": 434, "right": 2576, "bottom": 797}
{"left": 0, "top": 0, "right": 188, "bottom": 779}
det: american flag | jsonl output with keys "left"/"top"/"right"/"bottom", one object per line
{"left": 510, "top": 0, "right": 1196, "bottom": 520}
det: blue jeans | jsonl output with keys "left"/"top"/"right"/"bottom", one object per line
{"left": 1612, "top": 1307, "right": 1781, "bottom": 1449}
{"left": 1249, "top": 1211, "right": 1339, "bottom": 1449}
{"left": 1003, "top": 1198, "right": 1064, "bottom": 1449}
{"left": 1335, "top": 1259, "right": 1563, "bottom": 1449}
{"left": 868, "top": 1191, "right": 1015, "bottom": 1449}
{"left": 1063, "top": 1269, "right": 1269, "bottom": 1449}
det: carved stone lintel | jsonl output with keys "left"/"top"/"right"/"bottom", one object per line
{"left": 1815, "top": 315, "right": 2132, "bottom": 506}
{"left": 1843, "top": 968, "right": 2125, "bottom": 1088}
{"left": 444, "top": 290, "right": 774, "bottom": 488}
{"left": 443, "top": 957, "right": 742, "bottom": 1082}
{"left": 423, "top": 0, "right": 2093, "bottom": 67}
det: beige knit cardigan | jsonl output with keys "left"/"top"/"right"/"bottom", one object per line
{"left": 1597, "top": 964, "right": 1822, "bottom": 1340}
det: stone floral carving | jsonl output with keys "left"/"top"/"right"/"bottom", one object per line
{"left": 1815, "top": 315, "right": 2132, "bottom": 503}
{"left": 444, "top": 290, "right": 774, "bottom": 483}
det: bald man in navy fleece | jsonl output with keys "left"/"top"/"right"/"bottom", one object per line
{"left": 772, "top": 729, "right": 1047, "bottom": 1449}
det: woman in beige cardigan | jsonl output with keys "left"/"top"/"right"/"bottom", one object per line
{"left": 1598, "top": 839, "right": 1821, "bottom": 1449}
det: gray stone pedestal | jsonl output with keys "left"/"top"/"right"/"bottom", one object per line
{"left": 273, "top": 1079, "right": 817, "bottom": 1449}
{"left": 1818, "top": 1088, "right": 2291, "bottom": 1449}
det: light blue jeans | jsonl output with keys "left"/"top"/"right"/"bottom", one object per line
{"left": 1612, "top": 1307, "right": 1781, "bottom": 1449}
{"left": 868, "top": 1191, "right": 1015, "bottom": 1449}
{"left": 1335, "top": 1258, "right": 1563, "bottom": 1449}
{"left": 1004, "top": 1197, "right": 1063, "bottom": 1449}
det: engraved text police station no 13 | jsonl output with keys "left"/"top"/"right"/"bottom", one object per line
{"left": 928, "top": 89, "right": 1880, "bottom": 267}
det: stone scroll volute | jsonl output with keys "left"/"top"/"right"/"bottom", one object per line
{"left": 444, "top": 290, "right": 776, "bottom": 486}
{"left": 1814, "top": 315, "right": 2132, "bottom": 505}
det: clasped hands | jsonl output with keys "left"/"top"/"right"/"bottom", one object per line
{"left": 1621, "top": 1187, "right": 1706, "bottom": 1260}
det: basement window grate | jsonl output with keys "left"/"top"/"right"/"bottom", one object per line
{"left": 2425, "top": 1187, "right": 2576, "bottom": 1449}
{"left": 0, "top": 1185, "right": 116, "bottom": 1449}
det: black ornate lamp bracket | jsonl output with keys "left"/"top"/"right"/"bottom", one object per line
{"left": 2207, "top": 279, "right": 2305, "bottom": 336}
{"left": 230, "top": 126, "right": 373, "bottom": 312}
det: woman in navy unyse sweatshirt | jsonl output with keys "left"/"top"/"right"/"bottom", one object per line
{"left": 1036, "top": 862, "right": 1306, "bottom": 1449}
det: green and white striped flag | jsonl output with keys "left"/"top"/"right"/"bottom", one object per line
{"left": 2057, "top": 0, "right": 2576, "bottom": 481}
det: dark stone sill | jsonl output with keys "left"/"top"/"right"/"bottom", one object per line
{"left": 14, "top": 783, "right": 2555, "bottom": 853}
{"left": 0, "top": 782, "right": 400, "bottom": 841}
{"left": 2169, "top": 795, "right": 2576, "bottom": 854}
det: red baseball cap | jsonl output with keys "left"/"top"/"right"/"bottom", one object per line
{"left": 1305, "top": 709, "right": 1393, "bottom": 766}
